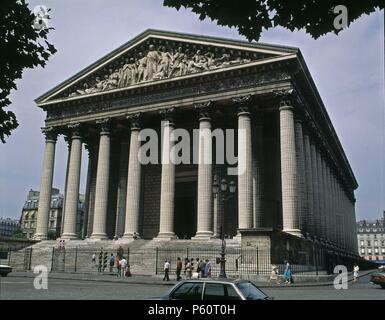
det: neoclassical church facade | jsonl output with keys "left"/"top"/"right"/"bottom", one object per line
{"left": 33, "top": 30, "right": 358, "bottom": 257}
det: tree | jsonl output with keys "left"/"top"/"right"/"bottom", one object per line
{"left": 11, "top": 228, "right": 27, "bottom": 239}
{"left": 0, "top": 0, "right": 56, "bottom": 143}
{"left": 163, "top": 0, "right": 383, "bottom": 41}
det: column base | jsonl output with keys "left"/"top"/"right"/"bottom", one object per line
{"left": 33, "top": 233, "right": 47, "bottom": 241}
{"left": 192, "top": 231, "right": 214, "bottom": 240}
{"left": 122, "top": 232, "right": 141, "bottom": 240}
{"left": 60, "top": 233, "right": 78, "bottom": 240}
{"left": 89, "top": 233, "right": 108, "bottom": 240}
{"left": 283, "top": 229, "right": 303, "bottom": 238}
{"left": 154, "top": 232, "right": 178, "bottom": 241}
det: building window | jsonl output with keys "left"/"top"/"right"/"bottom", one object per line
{"left": 367, "top": 241, "right": 371, "bottom": 246}
{"left": 361, "top": 249, "right": 365, "bottom": 254}
{"left": 374, "top": 241, "right": 378, "bottom": 246}
{"left": 360, "top": 241, "right": 364, "bottom": 246}
{"left": 368, "top": 249, "right": 372, "bottom": 254}
{"left": 375, "top": 248, "right": 379, "bottom": 254}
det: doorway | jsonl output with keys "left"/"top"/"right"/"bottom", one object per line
{"left": 174, "top": 180, "right": 197, "bottom": 239}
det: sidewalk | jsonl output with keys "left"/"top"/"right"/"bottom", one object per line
{"left": 7, "top": 269, "right": 378, "bottom": 288}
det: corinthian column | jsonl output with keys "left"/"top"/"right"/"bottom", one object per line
{"left": 235, "top": 96, "right": 253, "bottom": 230}
{"left": 91, "top": 118, "right": 111, "bottom": 240}
{"left": 252, "top": 116, "right": 264, "bottom": 228}
{"left": 303, "top": 127, "right": 314, "bottom": 235}
{"left": 193, "top": 102, "right": 214, "bottom": 239}
{"left": 156, "top": 108, "right": 177, "bottom": 240}
{"left": 279, "top": 100, "right": 301, "bottom": 236}
{"left": 295, "top": 117, "right": 306, "bottom": 233}
{"left": 34, "top": 127, "right": 58, "bottom": 240}
{"left": 61, "top": 123, "right": 82, "bottom": 240}
{"left": 123, "top": 113, "right": 142, "bottom": 239}
{"left": 310, "top": 137, "right": 320, "bottom": 238}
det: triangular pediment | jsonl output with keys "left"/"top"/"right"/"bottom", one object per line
{"left": 36, "top": 29, "right": 298, "bottom": 105}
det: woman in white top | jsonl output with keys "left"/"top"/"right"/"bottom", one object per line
{"left": 353, "top": 264, "right": 360, "bottom": 282}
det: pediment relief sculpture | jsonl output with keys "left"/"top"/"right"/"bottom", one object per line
{"left": 67, "top": 42, "right": 258, "bottom": 98}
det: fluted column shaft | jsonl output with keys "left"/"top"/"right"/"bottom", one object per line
{"left": 62, "top": 125, "right": 82, "bottom": 240}
{"left": 34, "top": 128, "right": 57, "bottom": 240}
{"left": 157, "top": 115, "right": 177, "bottom": 239}
{"left": 295, "top": 119, "right": 306, "bottom": 233}
{"left": 303, "top": 130, "right": 314, "bottom": 235}
{"left": 81, "top": 146, "right": 94, "bottom": 239}
{"left": 123, "top": 115, "right": 142, "bottom": 238}
{"left": 280, "top": 103, "right": 300, "bottom": 235}
{"left": 91, "top": 120, "right": 111, "bottom": 239}
{"left": 114, "top": 139, "right": 129, "bottom": 239}
{"left": 194, "top": 107, "right": 213, "bottom": 239}
{"left": 86, "top": 146, "right": 98, "bottom": 238}
{"left": 321, "top": 157, "right": 328, "bottom": 240}
{"left": 310, "top": 140, "right": 320, "bottom": 238}
{"left": 252, "top": 121, "right": 264, "bottom": 228}
{"left": 316, "top": 150, "right": 325, "bottom": 239}
{"left": 238, "top": 107, "right": 253, "bottom": 230}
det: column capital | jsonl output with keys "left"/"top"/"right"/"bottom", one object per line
{"left": 159, "top": 107, "right": 176, "bottom": 124}
{"left": 41, "top": 126, "right": 58, "bottom": 142}
{"left": 194, "top": 101, "right": 212, "bottom": 120}
{"left": 126, "top": 113, "right": 141, "bottom": 131}
{"left": 96, "top": 118, "right": 111, "bottom": 135}
{"left": 67, "top": 122, "right": 82, "bottom": 139}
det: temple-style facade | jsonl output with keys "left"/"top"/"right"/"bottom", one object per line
{"left": 33, "top": 30, "right": 358, "bottom": 257}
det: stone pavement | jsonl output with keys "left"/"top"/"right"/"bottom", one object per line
{"left": 6, "top": 269, "right": 378, "bottom": 288}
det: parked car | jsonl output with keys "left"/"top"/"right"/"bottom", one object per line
{"left": 370, "top": 269, "right": 385, "bottom": 289}
{"left": 150, "top": 278, "right": 272, "bottom": 300}
{"left": 0, "top": 265, "right": 12, "bottom": 277}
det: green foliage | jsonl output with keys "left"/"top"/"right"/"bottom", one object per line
{"left": 163, "top": 0, "right": 383, "bottom": 41}
{"left": 11, "top": 228, "right": 27, "bottom": 239}
{"left": 0, "top": 0, "right": 56, "bottom": 143}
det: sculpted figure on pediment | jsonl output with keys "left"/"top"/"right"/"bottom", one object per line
{"left": 146, "top": 45, "right": 160, "bottom": 80}
{"left": 66, "top": 42, "right": 257, "bottom": 97}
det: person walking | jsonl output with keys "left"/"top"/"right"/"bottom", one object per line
{"left": 199, "top": 259, "right": 206, "bottom": 278}
{"left": 284, "top": 261, "right": 292, "bottom": 286}
{"left": 91, "top": 253, "right": 96, "bottom": 264}
{"left": 109, "top": 253, "right": 115, "bottom": 273}
{"left": 269, "top": 264, "right": 280, "bottom": 285}
{"left": 204, "top": 259, "right": 211, "bottom": 278}
{"left": 353, "top": 264, "right": 360, "bottom": 282}
{"left": 176, "top": 257, "right": 183, "bottom": 281}
{"left": 163, "top": 260, "right": 170, "bottom": 281}
{"left": 116, "top": 257, "right": 121, "bottom": 277}
{"left": 185, "top": 259, "right": 192, "bottom": 279}
{"left": 120, "top": 256, "right": 127, "bottom": 277}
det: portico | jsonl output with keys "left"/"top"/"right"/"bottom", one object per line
{"left": 33, "top": 30, "right": 358, "bottom": 257}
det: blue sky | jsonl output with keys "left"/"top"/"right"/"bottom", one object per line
{"left": 0, "top": 1, "right": 384, "bottom": 221}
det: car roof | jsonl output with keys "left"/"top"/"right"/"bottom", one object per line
{"left": 178, "top": 278, "right": 249, "bottom": 284}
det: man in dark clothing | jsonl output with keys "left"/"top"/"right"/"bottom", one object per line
{"left": 176, "top": 257, "right": 183, "bottom": 281}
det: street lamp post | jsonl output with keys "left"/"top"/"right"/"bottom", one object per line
{"left": 213, "top": 176, "right": 236, "bottom": 278}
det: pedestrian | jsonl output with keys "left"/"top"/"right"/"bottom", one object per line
{"left": 91, "top": 253, "right": 96, "bottom": 264}
{"left": 269, "top": 264, "right": 280, "bottom": 285}
{"left": 120, "top": 256, "right": 127, "bottom": 277}
{"left": 125, "top": 264, "right": 132, "bottom": 277}
{"left": 284, "top": 261, "right": 292, "bottom": 286}
{"left": 116, "top": 257, "right": 121, "bottom": 277}
{"left": 199, "top": 259, "right": 206, "bottom": 278}
{"left": 163, "top": 260, "right": 170, "bottom": 281}
{"left": 353, "top": 264, "right": 360, "bottom": 282}
{"left": 176, "top": 257, "right": 183, "bottom": 281}
{"left": 204, "top": 259, "right": 211, "bottom": 278}
{"left": 185, "top": 259, "right": 192, "bottom": 279}
{"left": 109, "top": 253, "right": 115, "bottom": 273}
